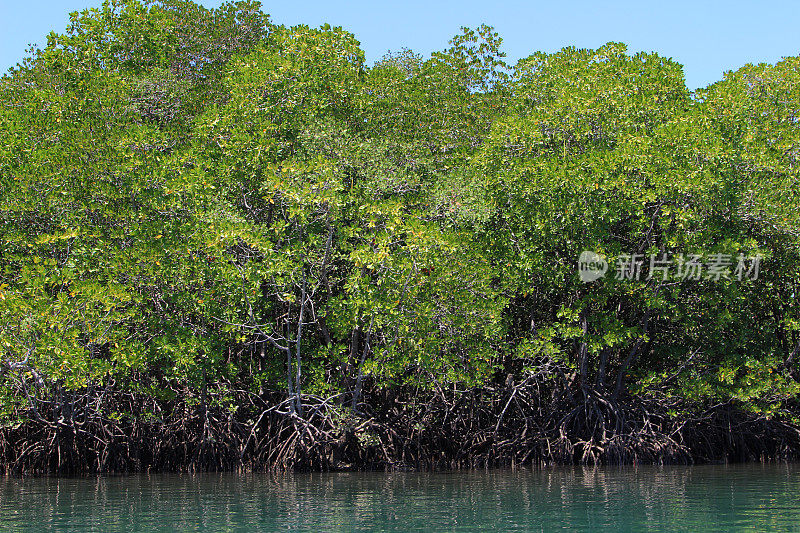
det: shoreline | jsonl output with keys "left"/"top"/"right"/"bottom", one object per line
{"left": 3, "top": 385, "right": 799, "bottom": 476}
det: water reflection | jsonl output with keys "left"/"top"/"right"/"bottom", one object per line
{"left": 1, "top": 465, "right": 799, "bottom": 531}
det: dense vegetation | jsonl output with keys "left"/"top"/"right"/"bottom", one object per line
{"left": 1, "top": 0, "right": 799, "bottom": 474}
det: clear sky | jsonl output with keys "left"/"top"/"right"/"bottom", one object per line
{"left": 1, "top": 0, "right": 798, "bottom": 89}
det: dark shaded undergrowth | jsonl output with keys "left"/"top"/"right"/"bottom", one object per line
{"left": 3, "top": 376, "right": 798, "bottom": 476}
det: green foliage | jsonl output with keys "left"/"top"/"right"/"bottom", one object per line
{"left": 1, "top": 0, "right": 798, "bottom": 432}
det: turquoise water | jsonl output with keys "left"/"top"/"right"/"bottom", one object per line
{"left": 1, "top": 465, "right": 800, "bottom": 531}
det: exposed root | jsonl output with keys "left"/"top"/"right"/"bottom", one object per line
{"left": 1, "top": 377, "right": 799, "bottom": 475}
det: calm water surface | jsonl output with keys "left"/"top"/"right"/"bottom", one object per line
{"left": 1, "top": 465, "right": 800, "bottom": 531}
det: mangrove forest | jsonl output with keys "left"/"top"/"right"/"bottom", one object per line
{"left": 1, "top": 0, "right": 799, "bottom": 475}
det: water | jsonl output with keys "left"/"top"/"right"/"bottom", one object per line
{"left": 1, "top": 465, "right": 800, "bottom": 531}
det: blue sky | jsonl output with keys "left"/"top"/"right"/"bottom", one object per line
{"left": 1, "top": 0, "right": 798, "bottom": 89}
